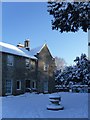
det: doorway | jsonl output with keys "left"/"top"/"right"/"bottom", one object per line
{"left": 44, "top": 81, "right": 48, "bottom": 93}
{"left": 26, "top": 80, "right": 31, "bottom": 88}
{"left": 5, "top": 80, "right": 12, "bottom": 95}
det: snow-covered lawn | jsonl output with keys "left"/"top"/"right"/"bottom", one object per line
{"left": 0, "top": 92, "right": 88, "bottom": 118}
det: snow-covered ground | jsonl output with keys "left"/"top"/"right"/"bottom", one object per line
{"left": 0, "top": 92, "right": 88, "bottom": 118}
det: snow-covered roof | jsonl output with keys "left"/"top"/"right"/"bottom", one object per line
{"left": 29, "top": 44, "right": 46, "bottom": 56}
{"left": 0, "top": 42, "right": 37, "bottom": 59}
{"left": 19, "top": 47, "right": 38, "bottom": 59}
{"left": 29, "top": 43, "right": 54, "bottom": 58}
{"left": 0, "top": 42, "right": 54, "bottom": 59}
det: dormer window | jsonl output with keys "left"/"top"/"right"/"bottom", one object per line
{"left": 26, "top": 58, "right": 30, "bottom": 68}
{"left": 7, "top": 55, "right": 14, "bottom": 66}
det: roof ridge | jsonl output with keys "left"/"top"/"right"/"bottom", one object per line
{"left": 0, "top": 42, "right": 37, "bottom": 59}
{"left": 29, "top": 43, "right": 46, "bottom": 56}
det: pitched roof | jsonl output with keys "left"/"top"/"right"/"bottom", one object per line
{"left": 19, "top": 43, "right": 54, "bottom": 58}
{"left": 29, "top": 44, "right": 46, "bottom": 56}
{"left": 0, "top": 42, "right": 54, "bottom": 59}
{"left": 0, "top": 42, "right": 37, "bottom": 59}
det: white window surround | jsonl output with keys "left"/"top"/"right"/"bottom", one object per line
{"left": 26, "top": 58, "right": 30, "bottom": 68}
{"left": 16, "top": 80, "right": 21, "bottom": 90}
{"left": 44, "top": 63, "right": 49, "bottom": 71}
{"left": 31, "top": 60, "right": 35, "bottom": 66}
{"left": 44, "top": 81, "right": 48, "bottom": 93}
{"left": 30, "top": 60, "right": 35, "bottom": 70}
{"left": 7, "top": 55, "right": 14, "bottom": 66}
{"left": 5, "top": 80, "right": 12, "bottom": 95}
{"left": 32, "top": 81, "right": 36, "bottom": 89}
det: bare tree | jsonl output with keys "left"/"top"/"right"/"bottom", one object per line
{"left": 55, "top": 56, "right": 67, "bottom": 70}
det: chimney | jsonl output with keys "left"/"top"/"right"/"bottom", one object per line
{"left": 24, "top": 39, "right": 30, "bottom": 51}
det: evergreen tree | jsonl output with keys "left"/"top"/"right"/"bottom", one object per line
{"left": 47, "top": 2, "right": 90, "bottom": 33}
{"left": 55, "top": 54, "right": 90, "bottom": 85}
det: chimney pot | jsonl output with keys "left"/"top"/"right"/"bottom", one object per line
{"left": 24, "top": 39, "right": 30, "bottom": 51}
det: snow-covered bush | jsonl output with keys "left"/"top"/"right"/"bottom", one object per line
{"left": 55, "top": 54, "right": 90, "bottom": 86}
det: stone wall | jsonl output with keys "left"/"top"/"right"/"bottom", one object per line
{"left": 2, "top": 52, "right": 37, "bottom": 96}
{"left": 36, "top": 45, "right": 55, "bottom": 93}
{"left": 1, "top": 44, "right": 55, "bottom": 96}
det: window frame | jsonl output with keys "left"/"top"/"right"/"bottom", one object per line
{"left": 31, "top": 60, "right": 35, "bottom": 70}
{"left": 32, "top": 81, "right": 36, "bottom": 89}
{"left": 16, "top": 80, "right": 21, "bottom": 90}
{"left": 26, "top": 80, "right": 31, "bottom": 88}
{"left": 7, "top": 54, "right": 14, "bottom": 66}
{"left": 25, "top": 58, "right": 30, "bottom": 68}
{"left": 5, "top": 80, "right": 12, "bottom": 95}
{"left": 43, "top": 63, "right": 49, "bottom": 71}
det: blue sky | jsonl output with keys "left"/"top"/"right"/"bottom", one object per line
{"left": 2, "top": 2, "right": 88, "bottom": 65}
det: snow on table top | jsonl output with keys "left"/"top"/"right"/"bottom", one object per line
{"left": 49, "top": 93, "right": 61, "bottom": 99}
{"left": 1, "top": 92, "right": 88, "bottom": 118}
{"left": 0, "top": 42, "right": 37, "bottom": 59}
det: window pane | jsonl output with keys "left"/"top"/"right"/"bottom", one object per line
{"left": 26, "top": 59, "right": 30, "bottom": 68}
{"left": 5, "top": 80, "right": 12, "bottom": 94}
{"left": 32, "top": 81, "right": 36, "bottom": 89}
{"left": 31, "top": 61, "right": 35, "bottom": 69}
{"left": 7, "top": 55, "right": 14, "bottom": 66}
{"left": 44, "top": 64, "right": 49, "bottom": 71}
{"left": 17, "top": 81, "right": 21, "bottom": 90}
{"left": 26, "top": 80, "right": 30, "bottom": 88}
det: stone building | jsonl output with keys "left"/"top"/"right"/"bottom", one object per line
{"left": 0, "top": 39, "right": 55, "bottom": 96}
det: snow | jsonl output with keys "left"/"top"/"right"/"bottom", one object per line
{"left": 55, "top": 54, "right": 90, "bottom": 86}
{"left": 29, "top": 44, "right": 54, "bottom": 58}
{"left": 29, "top": 44, "right": 46, "bottom": 56}
{"left": 19, "top": 48, "right": 37, "bottom": 60}
{"left": 0, "top": 42, "right": 54, "bottom": 60}
{"left": 1, "top": 92, "right": 88, "bottom": 118}
{"left": 47, "top": 104, "right": 64, "bottom": 110}
{"left": 49, "top": 94, "right": 61, "bottom": 99}
{"left": 0, "top": 42, "right": 37, "bottom": 59}
{"left": 0, "top": 97, "right": 2, "bottom": 119}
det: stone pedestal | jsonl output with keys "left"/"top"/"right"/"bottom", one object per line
{"left": 47, "top": 94, "right": 64, "bottom": 110}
